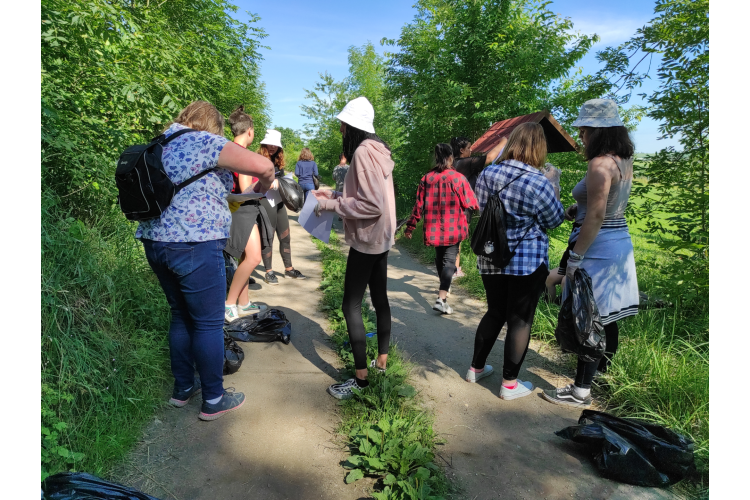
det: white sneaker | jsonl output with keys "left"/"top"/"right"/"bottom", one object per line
{"left": 224, "top": 304, "right": 240, "bottom": 323}
{"left": 433, "top": 298, "right": 453, "bottom": 314}
{"left": 465, "top": 365, "right": 493, "bottom": 383}
{"left": 499, "top": 379, "right": 534, "bottom": 400}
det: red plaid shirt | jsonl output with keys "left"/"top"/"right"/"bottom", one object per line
{"left": 405, "top": 169, "right": 479, "bottom": 247}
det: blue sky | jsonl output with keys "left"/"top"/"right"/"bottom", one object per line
{"left": 231, "top": 0, "right": 678, "bottom": 153}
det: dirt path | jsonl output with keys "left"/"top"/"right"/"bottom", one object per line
{"left": 113, "top": 214, "right": 368, "bottom": 500}
{"left": 378, "top": 240, "right": 679, "bottom": 500}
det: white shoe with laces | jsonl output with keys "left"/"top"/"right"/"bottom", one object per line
{"left": 499, "top": 379, "right": 534, "bottom": 400}
{"left": 433, "top": 297, "right": 453, "bottom": 314}
{"left": 465, "top": 364, "right": 494, "bottom": 383}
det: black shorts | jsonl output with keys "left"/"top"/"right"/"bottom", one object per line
{"left": 225, "top": 201, "right": 260, "bottom": 260}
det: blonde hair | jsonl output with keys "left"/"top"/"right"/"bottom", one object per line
{"left": 496, "top": 122, "right": 547, "bottom": 170}
{"left": 258, "top": 144, "right": 285, "bottom": 170}
{"left": 168, "top": 100, "right": 224, "bottom": 136}
{"left": 298, "top": 148, "right": 314, "bottom": 162}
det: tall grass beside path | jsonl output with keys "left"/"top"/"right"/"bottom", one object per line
{"left": 314, "top": 233, "right": 453, "bottom": 500}
{"left": 42, "top": 194, "right": 172, "bottom": 481}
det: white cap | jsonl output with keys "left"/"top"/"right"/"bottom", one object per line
{"left": 260, "top": 129, "right": 283, "bottom": 148}
{"left": 336, "top": 96, "right": 375, "bottom": 134}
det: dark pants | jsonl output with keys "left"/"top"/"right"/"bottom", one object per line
{"left": 260, "top": 199, "right": 293, "bottom": 270}
{"left": 574, "top": 322, "right": 620, "bottom": 389}
{"left": 471, "top": 264, "right": 547, "bottom": 380}
{"left": 142, "top": 238, "right": 226, "bottom": 401}
{"left": 342, "top": 248, "right": 391, "bottom": 370}
{"left": 435, "top": 243, "right": 460, "bottom": 292}
{"left": 299, "top": 181, "right": 315, "bottom": 203}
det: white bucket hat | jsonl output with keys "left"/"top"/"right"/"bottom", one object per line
{"left": 571, "top": 99, "right": 624, "bottom": 128}
{"left": 336, "top": 96, "right": 375, "bottom": 134}
{"left": 260, "top": 129, "right": 283, "bottom": 148}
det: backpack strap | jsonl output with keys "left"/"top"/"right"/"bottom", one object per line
{"left": 495, "top": 168, "right": 535, "bottom": 256}
{"left": 153, "top": 127, "right": 196, "bottom": 146}
{"left": 175, "top": 167, "right": 218, "bottom": 192}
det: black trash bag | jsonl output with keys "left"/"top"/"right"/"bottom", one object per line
{"left": 223, "top": 332, "right": 245, "bottom": 375}
{"left": 470, "top": 194, "right": 514, "bottom": 268}
{"left": 554, "top": 268, "right": 605, "bottom": 362}
{"left": 555, "top": 410, "right": 696, "bottom": 487}
{"left": 42, "top": 472, "right": 161, "bottom": 500}
{"left": 224, "top": 308, "right": 291, "bottom": 344}
{"left": 223, "top": 250, "right": 238, "bottom": 294}
{"left": 277, "top": 177, "right": 304, "bottom": 212}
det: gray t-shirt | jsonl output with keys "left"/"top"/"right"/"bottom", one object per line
{"left": 332, "top": 164, "right": 349, "bottom": 192}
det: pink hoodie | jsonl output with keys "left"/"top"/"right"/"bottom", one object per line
{"left": 319, "top": 139, "right": 396, "bottom": 255}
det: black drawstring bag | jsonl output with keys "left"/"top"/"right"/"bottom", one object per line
{"left": 277, "top": 177, "right": 304, "bottom": 212}
{"left": 554, "top": 268, "right": 605, "bottom": 362}
{"left": 555, "top": 410, "right": 696, "bottom": 487}
{"left": 470, "top": 172, "right": 530, "bottom": 268}
{"left": 42, "top": 472, "right": 161, "bottom": 500}
{"left": 223, "top": 332, "right": 245, "bottom": 375}
{"left": 224, "top": 309, "right": 292, "bottom": 344}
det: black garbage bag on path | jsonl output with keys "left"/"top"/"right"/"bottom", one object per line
{"left": 554, "top": 268, "right": 605, "bottom": 363}
{"left": 277, "top": 177, "right": 304, "bottom": 213}
{"left": 42, "top": 472, "right": 161, "bottom": 500}
{"left": 223, "top": 332, "right": 245, "bottom": 375}
{"left": 224, "top": 308, "right": 291, "bottom": 344}
{"left": 555, "top": 410, "right": 696, "bottom": 487}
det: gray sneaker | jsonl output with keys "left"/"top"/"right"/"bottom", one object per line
{"left": 327, "top": 379, "right": 364, "bottom": 400}
{"left": 542, "top": 384, "right": 592, "bottom": 408}
{"left": 433, "top": 297, "right": 453, "bottom": 314}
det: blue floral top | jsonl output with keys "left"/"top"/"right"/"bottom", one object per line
{"left": 135, "top": 123, "right": 233, "bottom": 242}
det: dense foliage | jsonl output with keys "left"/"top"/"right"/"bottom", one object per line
{"left": 41, "top": 0, "right": 270, "bottom": 479}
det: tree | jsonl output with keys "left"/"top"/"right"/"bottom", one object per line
{"left": 275, "top": 126, "right": 306, "bottom": 167}
{"left": 596, "top": 0, "right": 709, "bottom": 302}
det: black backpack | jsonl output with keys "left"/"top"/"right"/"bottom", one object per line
{"left": 115, "top": 128, "right": 217, "bottom": 221}
{"left": 470, "top": 171, "right": 533, "bottom": 268}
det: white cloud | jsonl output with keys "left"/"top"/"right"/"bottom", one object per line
{"left": 567, "top": 16, "right": 652, "bottom": 46}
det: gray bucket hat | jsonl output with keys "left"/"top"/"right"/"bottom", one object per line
{"left": 572, "top": 99, "right": 624, "bottom": 128}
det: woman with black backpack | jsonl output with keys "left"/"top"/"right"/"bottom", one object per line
{"left": 466, "top": 122, "right": 564, "bottom": 400}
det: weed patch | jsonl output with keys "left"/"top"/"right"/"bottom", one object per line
{"left": 315, "top": 233, "right": 453, "bottom": 499}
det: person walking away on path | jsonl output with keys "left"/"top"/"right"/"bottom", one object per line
{"left": 295, "top": 147, "right": 319, "bottom": 202}
{"left": 543, "top": 99, "right": 639, "bottom": 408}
{"left": 136, "top": 101, "right": 274, "bottom": 420}
{"left": 467, "top": 122, "right": 564, "bottom": 400}
{"left": 311, "top": 96, "right": 396, "bottom": 400}
{"left": 404, "top": 143, "right": 478, "bottom": 315}
{"left": 450, "top": 136, "right": 507, "bottom": 277}
{"left": 223, "top": 106, "right": 269, "bottom": 323}
{"left": 332, "top": 153, "right": 349, "bottom": 193}
{"left": 257, "top": 130, "right": 306, "bottom": 284}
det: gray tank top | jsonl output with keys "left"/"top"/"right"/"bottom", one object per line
{"left": 572, "top": 155, "right": 633, "bottom": 225}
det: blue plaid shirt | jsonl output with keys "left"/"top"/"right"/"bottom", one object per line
{"left": 475, "top": 160, "right": 564, "bottom": 276}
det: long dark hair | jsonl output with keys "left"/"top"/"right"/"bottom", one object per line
{"left": 450, "top": 136, "right": 471, "bottom": 158}
{"left": 583, "top": 126, "right": 635, "bottom": 160}
{"left": 433, "top": 143, "right": 454, "bottom": 173}
{"left": 342, "top": 123, "right": 390, "bottom": 162}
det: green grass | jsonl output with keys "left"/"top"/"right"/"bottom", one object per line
{"left": 41, "top": 194, "right": 172, "bottom": 481}
{"left": 314, "top": 233, "right": 454, "bottom": 499}
{"left": 396, "top": 217, "right": 709, "bottom": 494}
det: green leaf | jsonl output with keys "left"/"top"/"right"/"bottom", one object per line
{"left": 345, "top": 469, "right": 364, "bottom": 484}
{"left": 397, "top": 384, "right": 416, "bottom": 398}
{"left": 383, "top": 473, "right": 397, "bottom": 485}
{"left": 413, "top": 467, "right": 431, "bottom": 480}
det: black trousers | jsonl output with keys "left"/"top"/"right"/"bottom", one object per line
{"left": 471, "top": 264, "right": 547, "bottom": 380}
{"left": 260, "top": 199, "right": 292, "bottom": 270}
{"left": 434, "top": 243, "right": 460, "bottom": 292}
{"left": 342, "top": 248, "right": 391, "bottom": 370}
{"left": 574, "top": 322, "right": 620, "bottom": 389}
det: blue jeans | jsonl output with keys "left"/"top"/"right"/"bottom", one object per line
{"left": 142, "top": 238, "right": 227, "bottom": 400}
{"left": 299, "top": 182, "right": 315, "bottom": 203}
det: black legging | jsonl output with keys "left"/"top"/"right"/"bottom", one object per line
{"left": 471, "top": 264, "right": 547, "bottom": 380}
{"left": 574, "top": 322, "right": 620, "bottom": 389}
{"left": 342, "top": 248, "right": 391, "bottom": 370}
{"left": 260, "top": 199, "right": 292, "bottom": 270}
{"left": 435, "top": 243, "right": 459, "bottom": 292}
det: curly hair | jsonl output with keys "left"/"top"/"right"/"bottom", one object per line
{"left": 258, "top": 144, "right": 285, "bottom": 171}
{"left": 298, "top": 148, "right": 314, "bottom": 162}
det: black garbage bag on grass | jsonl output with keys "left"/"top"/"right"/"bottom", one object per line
{"left": 555, "top": 410, "right": 696, "bottom": 487}
{"left": 277, "top": 177, "right": 304, "bottom": 213}
{"left": 554, "top": 268, "right": 605, "bottom": 363}
{"left": 42, "top": 472, "right": 161, "bottom": 500}
{"left": 223, "top": 332, "right": 245, "bottom": 375}
{"left": 224, "top": 308, "right": 291, "bottom": 344}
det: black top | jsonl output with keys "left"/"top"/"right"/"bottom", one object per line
{"left": 454, "top": 155, "right": 487, "bottom": 191}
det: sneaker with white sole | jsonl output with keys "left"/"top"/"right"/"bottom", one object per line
{"left": 169, "top": 376, "right": 201, "bottom": 408}
{"left": 327, "top": 379, "right": 366, "bottom": 400}
{"left": 542, "top": 384, "right": 592, "bottom": 408}
{"left": 224, "top": 304, "right": 240, "bottom": 323}
{"left": 433, "top": 297, "right": 453, "bottom": 314}
{"left": 500, "top": 379, "right": 534, "bottom": 400}
{"left": 198, "top": 388, "right": 245, "bottom": 421}
{"left": 284, "top": 269, "right": 307, "bottom": 279}
{"left": 370, "top": 359, "right": 386, "bottom": 373}
{"left": 465, "top": 364, "right": 493, "bottom": 383}
{"left": 238, "top": 301, "right": 267, "bottom": 317}
{"left": 264, "top": 271, "right": 279, "bottom": 285}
